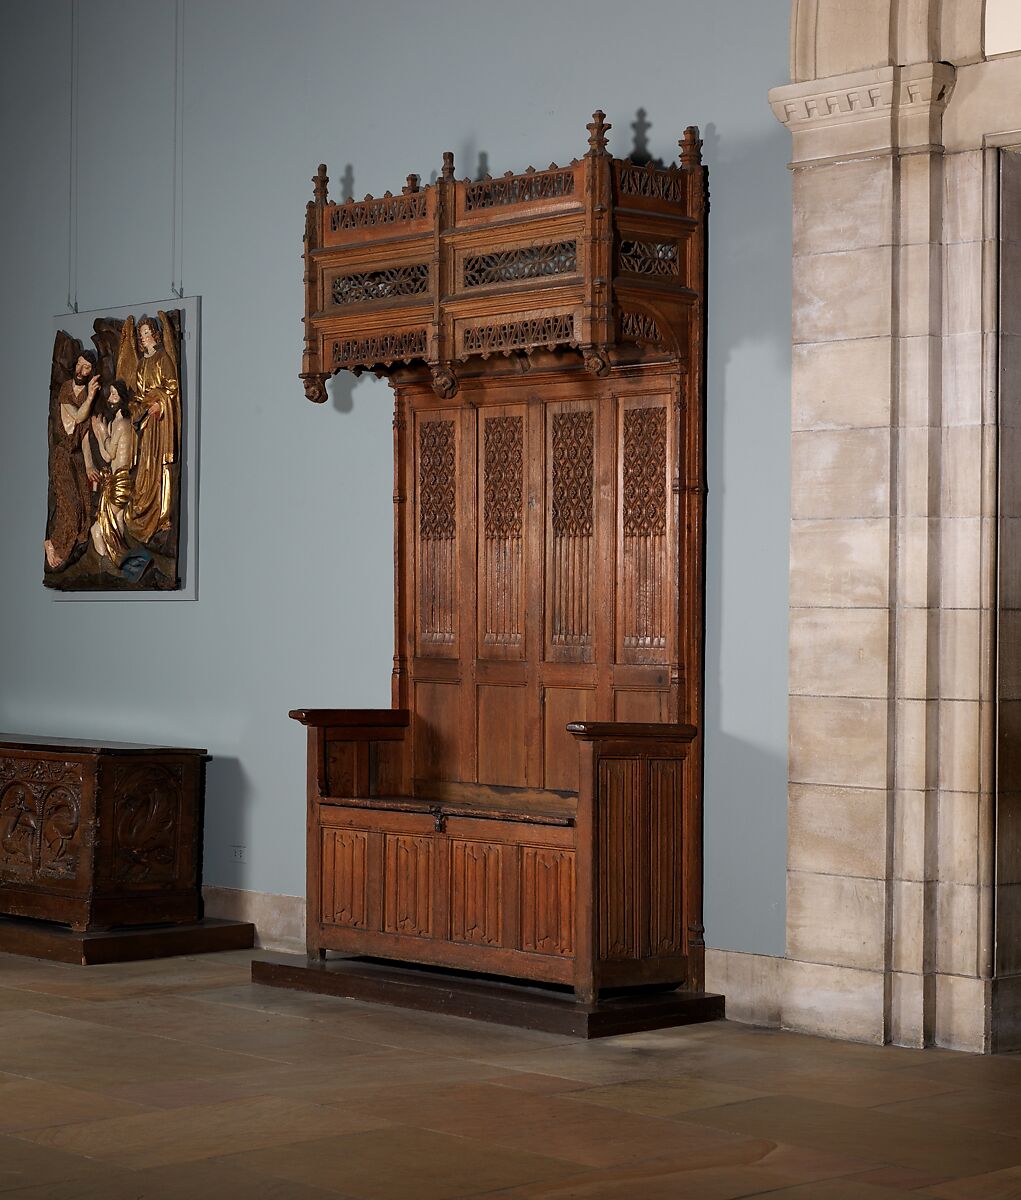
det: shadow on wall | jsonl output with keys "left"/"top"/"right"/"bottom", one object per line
{"left": 701, "top": 117, "right": 792, "bottom": 958}
{"left": 202, "top": 756, "right": 252, "bottom": 886}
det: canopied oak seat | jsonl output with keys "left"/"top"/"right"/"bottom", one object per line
{"left": 292, "top": 111, "right": 709, "bottom": 1002}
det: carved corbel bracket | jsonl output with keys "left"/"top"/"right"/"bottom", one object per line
{"left": 300, "top": 372, "right": 330, "bottom": 404}
{"left": 582, "top": 347, "right": 611, "bottom": 378}
{"left": 430, "top": 364, "right": 458, "bottom": 400}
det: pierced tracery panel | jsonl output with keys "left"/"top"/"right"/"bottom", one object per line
{"left": 332, "top": 264, "right": 428, "bottom": 305}
{"left": 616, "top": 163, "right": 686, "bottom": 204}
{"left": 461, "top": 314, "right": 575, "bottom": 359}
{"left": 463, "top": 242, "right": 576, "bottom": 289}
{"left": 622, "top": 406, "right": 668, "bottom": 652}
{"left": 620, "top": 310, "right": 666, "bottom": 348}
{"left": 465, "top": 168, "right": 575, "bottom": 211}
{"left": 482, "top": 415, "right": 524, "bottom": 647}
{"left": 329, "top": 193, "right": 427, "bottom": 231}
{"left": 550, "top": 411, "right": 594, "bottom": 648}
{"left": 418, "top": 419, "right": 457, "bottom": 647}
{"left": 332, "top": 330, "right": 427, "bottom": 369}
{"left": 618, "top": 239, "right": 679, "bottom": 278}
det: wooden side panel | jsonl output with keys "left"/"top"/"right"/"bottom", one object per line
{"left": 617, "top": 400, "right": 670, "bottom": 664}
{"left": 613, "top": 689, "right": 669, "bottom": 724}
{"left": 649, "top": 760, "right": 684, "bottom": 956}
{"left": 383, "top": 833, "right": 434, "bottom": 937}
{"left": 477, "top": 684, "right": 526, "bottom": 787}
{"left": 479, "top": 408, "right": 526, "bottom": 658}
{"left": 321, "top": 827, "right": 371, "bottom": 929}
{"left": 414, "top": 681, "right": 461, "bottom": 781}
{"left": 449, "top": 839, "right": 503, "bottom": 946}
{"left": 543, "top": 686, "right": 595, "bottom": 792}
{"left": 598, "top": 758, "right": 645, "bottom": 961}
{"left": 416, "top": 413, "right": 459, "bottom": 656}
{"left": 546, "top": 404, "right": 595, "bottom": 662}
{"left": 519, "top": 846, "right": 575, "bottom": 956}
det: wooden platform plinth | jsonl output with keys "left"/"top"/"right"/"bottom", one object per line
{"left": 251, "top": 954, "right": 725, "bottom": 1038}
{"left": 0, "top": 915, "right": 255, "bottom": 966}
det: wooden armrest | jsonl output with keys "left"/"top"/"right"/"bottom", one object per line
{"left": 566, "top": 721, "right": 697, "bottom": 742}
{"left": 289, "top": 709, "right": 410, "bottom": 728}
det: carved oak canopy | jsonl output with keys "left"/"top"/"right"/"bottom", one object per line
{"left": 300, "top": 111, "right": 707, "bottom": 402}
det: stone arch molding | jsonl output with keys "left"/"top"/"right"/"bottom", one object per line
{"left": 791, "top": 0, "right": 984, "bottom": 83}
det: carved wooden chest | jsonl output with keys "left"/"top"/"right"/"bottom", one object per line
{"left": 0, "top": 735, "right": 208, "bottom": 931}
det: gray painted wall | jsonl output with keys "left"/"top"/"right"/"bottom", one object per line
{"left": 0, "top": 0, "right": 791, "bottom": 956}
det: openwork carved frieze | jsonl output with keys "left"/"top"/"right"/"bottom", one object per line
{"left": 329, "top": 193, "right": 427, "bottom": 231}
{"left": 463, "top": 242, "right": 577, "bottom": 289}
{"left": 461, "top": 315, "right": 575, "bottom": 358}
{"left": 618, "top": 239, "right": 679, "bottom": 277}
{"left": 332, "top": 264, "right": 429, "bottom": 306}
{"left": 332, "top": 330, "right": 428, "bottom": 369}
{"left": 110, "top": 763, "right": 183, "bottom": 884}
{"left": 0, "top": 768, "right": 81, "bottom": 881}
{"left": 616, "top": 162, "right": 686, "bottom": 204}
{"left": 464, "top": 168, "right": 575, "bottom": 211}
{"left": 620, "top": 310, "right": 666, "bottom": 347}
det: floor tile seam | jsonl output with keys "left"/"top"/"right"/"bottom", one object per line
{"left": 674, "top": 1102, "right": 1021, "bottom": 1160}
{"left": 2, "top": 1091, "right": 390, "bottom": 1148}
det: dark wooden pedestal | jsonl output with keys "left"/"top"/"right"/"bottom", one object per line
{"left": 0, "top": 914, "right": 254, "bottom": 965}
{"left": 252, "top": 953, "right": 725, "bottom": 1039}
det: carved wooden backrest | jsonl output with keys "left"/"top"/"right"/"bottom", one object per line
{"left": 301, "top": 112, "right": 707, "bottom": 807}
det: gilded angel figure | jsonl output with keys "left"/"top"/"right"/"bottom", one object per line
{"left": 116, "top": 313, "right": 180, "bottom": 545}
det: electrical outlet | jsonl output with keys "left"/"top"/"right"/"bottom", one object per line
{"left": 231, "top": 845, "right": 247, "bottom": 863}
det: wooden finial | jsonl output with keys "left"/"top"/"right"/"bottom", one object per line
{"left": 680, "top": 126, "right": 702, "bottom": 168}
{"left": 313, "top": 163, "right": 329, "bottom": 204}
{"left": 441, "top": 152, "right": 455, "bottom": 182}
{"left": 586, "top": 110, "right": 610, "bottom": 157}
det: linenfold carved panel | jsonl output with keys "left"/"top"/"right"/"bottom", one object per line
{"left": 383, "top": 833, "right": 433, "bottom": 937}
{"left": 449, "top": 839, "right": 503, "bottom": 946}
{"left": 461, "top": 314, "right": 575, "bottom": 358}
{"left": 622, "top": 406, "right": 668, "bottom": 651}
{"left": 649, "top": 760, "right": 684, "bottom": 955}
{"left": 598, "top": 758, "right": 643, "bottom": 960}
{"left": 332, "top": 264, "right": 429, "bottom": 306}
{"left": 418, "top": 418, "right": 457, "bottom": 646}
{"left": 464, "top": 168, "right": 575, "bottom": 211}
{"left": 329, "top": 193, "right": 427, "bottom": 231}
{"left": 550, "top": 411, "right": 594, "bottom": 647}
{"left": 322, "top": 827, "right": 369, "bottom": 928}
{"left": 482, "top": 415, "right": 524, "bottom": 646}
{"left": 463, "top": 242, "right": 577, "bottom": 289}
{"left": 519, "top": 846, "right": 575, "bottom": 956}
{"left": 597, "top": 756, "right": 684, "bottom": 961}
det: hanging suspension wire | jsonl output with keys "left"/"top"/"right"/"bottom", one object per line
{"left": 66, "top": 0, "right": 79, "bottom": 312}
{"left": 170, "top": 0, "right": 184, "bottom": 299}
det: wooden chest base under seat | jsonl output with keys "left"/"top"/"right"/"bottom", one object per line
{"left": 0, "top": 734, "right": 254, "bottom": 962}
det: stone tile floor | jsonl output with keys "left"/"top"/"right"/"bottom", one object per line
{"left": 2, "top": 950, "right": 1021, "bottom": 1198}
